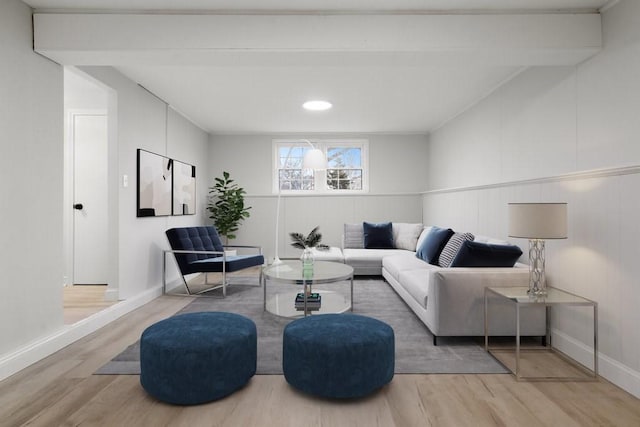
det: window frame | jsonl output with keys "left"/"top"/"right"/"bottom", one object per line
{"left": 272, "top": 139, "right": 369, "bottom": 194}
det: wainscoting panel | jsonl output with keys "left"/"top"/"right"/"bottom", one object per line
{"left": 422, "top": 169, "right": 640, "bottom": 397}
{"left": 237, "top": 194, "right": 423, "bottom": 261}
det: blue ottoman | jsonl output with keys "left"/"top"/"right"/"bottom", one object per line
{"left": 140, "top": 312, "right": 256, "bottom": 405}
{"left": 283, "top": 313, "right": 394, "bottom": 399}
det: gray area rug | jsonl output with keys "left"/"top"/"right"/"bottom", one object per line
{"left": 96, "top": 277, "right": 507, "bottom": 375}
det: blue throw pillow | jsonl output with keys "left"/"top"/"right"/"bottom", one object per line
{"left": 363, "top": 222, "right": 394, "bottom": 249}
{"left": 415, "top": 226, "right": 454, "bottom": 264}
{"left": 450, "top": 240, "right": 523, "bottom": 268}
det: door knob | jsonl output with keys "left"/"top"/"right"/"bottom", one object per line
{"left": 73, "top": 203, "right": 84, "bottom": 210}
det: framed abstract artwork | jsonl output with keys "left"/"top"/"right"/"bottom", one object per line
{"left": 172, "top": 159, "right": 196, "bottom": 215}
{"left": 137, "top": 149, "right": 173, "bottom": 217}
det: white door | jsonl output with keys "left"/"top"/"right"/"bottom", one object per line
{"left": 73, "top": 114, "right": 108, "bottom": 284}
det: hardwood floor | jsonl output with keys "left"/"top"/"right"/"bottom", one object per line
{"left": 63, "top": 285, "right": 117, "bottom": 324}
{"left": 2, "top": 295, "right": 639, "bottom": 427}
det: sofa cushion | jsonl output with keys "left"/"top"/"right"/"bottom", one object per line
{"left": 392, "top": 223, "right": 424, "bottom": 251}
{"left": 415, "top": 226, "right": 432, "bottom": 250}
{"left": 382, "top": 253, "right": 435, "bottom": 281}
{"left": 363, "top": 222, "right": 394, "bottom": 249}
{"left": 438, "top": 232, "right": 475, "bottom": 267}
{"left": 415, "top": 226, "right": 454, "bottom": 264}
{"left": 344, "top": 223, "right": 364, "bottom": 249}
{"left": 343, "top": 248, "right": 409, "bottom": 274}
{"left": 450, "top": 241, "right": 523, "bottom": 268}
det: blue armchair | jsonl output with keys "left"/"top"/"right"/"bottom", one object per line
{"left": 163, "top": 226, "right": 264, "bottom": 296}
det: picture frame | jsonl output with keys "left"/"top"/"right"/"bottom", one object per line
{"left": 137, "top": 149, "right": 173, "bottom": 217}
{"left": 172, "top": 159, "right": 196, "bottom": 215}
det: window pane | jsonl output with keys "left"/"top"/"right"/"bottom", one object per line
{"left": 327, "top": 168, "right": 362, "bottom": 190}
{"left": 327, "top": 147, "right": 361, "bottom": 168}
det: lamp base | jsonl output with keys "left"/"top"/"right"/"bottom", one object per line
{"left": 528, "top": 239, "right": 547, "bottom": 296}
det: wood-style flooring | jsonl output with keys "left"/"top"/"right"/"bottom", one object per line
{"left": 63, "top": 285, "right": 117, "bottom": 325}
{"left": 3, "top": 294, "right": 639, "bottom": 427}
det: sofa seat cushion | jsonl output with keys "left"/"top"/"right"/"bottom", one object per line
{"left": 343, "top": 248, "right": 409, "bottom": 262}
{"left": 382, "top": 253, "right": 436, "bottom": 281}
{"left": 343, "top": 248, "right": 409, "bottom": 274}
{"left": 397, "top": 269, "right": 431, "bottom": 309}
{"left": 310, "top": 246, "right": 344, "bottom": 262}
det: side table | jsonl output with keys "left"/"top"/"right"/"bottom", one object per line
{"left": 484, "top": 286, "right": 598, "bottom": 381}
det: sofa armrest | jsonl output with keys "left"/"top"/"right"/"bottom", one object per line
{"left": 425, "top": 266, "right": 545, "bottom": 336}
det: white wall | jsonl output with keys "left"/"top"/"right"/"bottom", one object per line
{"left": 0, "top": 0, "right": 64, "bottom": 354}
{"left": 209, "top": 134, "right": 427, "bottom": 259}
{"left": 425, "top": 0, "right": 640, "bottom": 397}
{"left": 79, "top": 67, "right": 210, "bottom": 300}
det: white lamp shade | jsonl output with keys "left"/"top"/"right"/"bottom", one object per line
{"left": 303, "top": 148, "right": 326, "bottom": 170}
{"left": 508, "top": 203, "right": 568, "bottom": 239}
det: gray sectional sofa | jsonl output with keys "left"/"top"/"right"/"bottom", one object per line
{"left": 340, "top": 222, "right": 546, "bottom": 342}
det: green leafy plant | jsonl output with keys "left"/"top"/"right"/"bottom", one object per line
{"left": 208, "top": 171, "right": 251, "bottom": 243}
{"left": 290, "top": 226, "right": 329, "bottom": 250}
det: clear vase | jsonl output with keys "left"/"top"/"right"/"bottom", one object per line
{"left": 301, "top": 247, "right": 314, "bottom": 280}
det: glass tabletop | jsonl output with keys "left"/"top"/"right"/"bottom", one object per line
{"left": 263, "top": 260, "right": 354, "bottom": 285}
{"left": 487, "top": 286, "right": 596, "bottom": 306}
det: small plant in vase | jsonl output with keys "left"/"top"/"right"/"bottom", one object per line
{"left": 290, "top": 226, "right": 329, "bottom": 251}
{"left": 290, "top": 226, "right": 329, "bottom": 277}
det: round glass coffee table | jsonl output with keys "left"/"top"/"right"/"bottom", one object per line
{"left": 263, "top": 260, "right": 354, "bottom": 318}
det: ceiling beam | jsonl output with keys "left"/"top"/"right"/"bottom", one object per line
{"left": 34, "top": 13, "right": 601, "bottom": 66}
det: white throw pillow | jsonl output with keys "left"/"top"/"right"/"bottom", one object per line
{"left": 415, "top": 226, "right": 433, "bottom": 251}
{"left": 392, "top": 223, "right": 424, "bottom": 251}
{"left": 343, "top": 223, "right": 364, "bottom": 249}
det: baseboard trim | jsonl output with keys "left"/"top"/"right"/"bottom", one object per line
{"left": 104, "top": 288, "right": 119, "bottom": 301}
{"left": 552, "top": 328, "right": 640, "bottom": 398}
{"left": 0, "top": 285, "right": 163, "bottom": 382}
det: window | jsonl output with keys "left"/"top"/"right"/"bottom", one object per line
{"left": 273, "top": 139, "right": 368, "bottom": 194}
{"left": 326, "top": 146, "right": 363, "bottom": 190}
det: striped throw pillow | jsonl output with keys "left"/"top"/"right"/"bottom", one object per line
{"left": 438, "top": 232, "right": 475, "bottom": 267}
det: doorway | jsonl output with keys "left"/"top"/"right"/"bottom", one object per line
{"left": 70, "top": 112, "right": 108, "bottom": 284}
{"left": 63, "top": 68, "right": 116, "bottom": 322}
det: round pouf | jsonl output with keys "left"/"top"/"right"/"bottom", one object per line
{"left": 140, "top": 312, "right": 257, "bottom": 405}
{"left": 283, "top": 313, "right": 394, "bottom": 399}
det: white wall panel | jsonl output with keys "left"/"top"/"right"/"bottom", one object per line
{"left": 80, "top": 67, "right": 209, "bottom": 300}
{"left": 209, "top": 134, "right": 426, "bottom": 261}
{"left": 0, "top": 0, "right": 64, "bottom": 356}
{"left": 424, "top": 0, "right": 640, "bottom": 397}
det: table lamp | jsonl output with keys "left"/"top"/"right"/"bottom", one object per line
{"left": 508, "top": 203, "right": 567, "bottom": 295}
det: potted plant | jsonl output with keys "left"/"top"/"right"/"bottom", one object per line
{"left": 208, "top": 171, "right": 251, "bottom": 244}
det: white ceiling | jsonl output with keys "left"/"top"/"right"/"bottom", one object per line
{"left": 25, "top": 0, "right": 614, "bottom": 134}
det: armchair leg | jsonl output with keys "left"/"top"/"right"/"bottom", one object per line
{"left": 181, "top": 274, "right": 193, "bottom": 295}
{"left": 222, "top": 270, "right": 227, "bottom": 297}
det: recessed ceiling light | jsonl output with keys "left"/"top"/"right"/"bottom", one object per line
{"left": 303, "top": 100, "right": 332, "bottom": 111}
